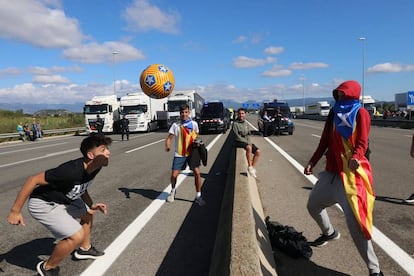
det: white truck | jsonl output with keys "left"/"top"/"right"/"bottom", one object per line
{"left": 305, "top": 101, "right": 331, "bottom": 116}
{"left": 166, "top": 90, "right": 205, "bottom": 126}
{"left": 361, "top": 95, "right": 377, "bottom": 116}
{"left": 83, "top": 94, "right": 120, "bottom": 134}
{"left": 119, "top": 92, "right": 168, "bottom": 132}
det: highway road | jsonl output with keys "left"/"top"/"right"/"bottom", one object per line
{"left": 0, "top": 116, "right": 413, "bottom": 275}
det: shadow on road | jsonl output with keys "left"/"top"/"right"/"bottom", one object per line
{"left": 376, "top": 195, "right": 414, "bottom": 206}
{"left": 0, "top": 237, "right": 54, "bottom": 272}
{"left": 155, "top": 133, "right": 234, "bottom": 276}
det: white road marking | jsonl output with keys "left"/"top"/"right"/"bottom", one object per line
{"left": 125, "top": 139, "right": 165, "bottom": 153}
{"left": 0, "top": 142, "right": 68, "bottom": 155}
{"left": 265, "top": 137, "right": 414, "bottom": 276}
{"left": 81, "top": 134, "right": 222, "bottom": 276}
{"left": 0, "top": 148, "right": 78, "bottom": 168}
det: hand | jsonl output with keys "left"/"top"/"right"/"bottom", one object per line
{"left": 304, "top": 163, "right": 313, "bottom": 175}
{"left": 165, "top": 146, "right": 170, "bottom": 152}
{"left": 88, "top": 203, "right": 107, "bottom": 215}
{"left": 7, "top": 211, "right": 25, "bottom": 226}
{"left": 348, "top": 158, "right": 360, "bottom": 170}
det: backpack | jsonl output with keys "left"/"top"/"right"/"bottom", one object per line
{"left": 327, "top": 109, "right": 371, "bottom": 160}
{"left": 265, "top": 216, "right": 313, "bottom": 259}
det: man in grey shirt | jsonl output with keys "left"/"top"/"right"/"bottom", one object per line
{"left": 232, "top": 108, "right": 260, "bottom": 178}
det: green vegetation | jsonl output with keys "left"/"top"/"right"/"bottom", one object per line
{"left": 0, "top": 109, "right": 84, "bottom": 133}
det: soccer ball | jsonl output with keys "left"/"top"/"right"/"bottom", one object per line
{"left": 139, "top": 64, "right": 175, "bottom": 99}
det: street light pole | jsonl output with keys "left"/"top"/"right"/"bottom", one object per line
{"left": 112, "top": 51, "right": 119, "bottom": 95}
{"left": 359, "top": 37, "right": 366, "bottom": 105}
{"left": 300, "top": 75, "right": 305, "bottom": 114}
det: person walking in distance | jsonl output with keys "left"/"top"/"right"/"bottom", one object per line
{"left": 7, "top": 134, "right": 112, "bottom": 276}
{"left": 304, "top": 80, "right": 382, "bottom": 276}
{"left": 274, "top": 107, "right": 283, "bottom": 136}
{"left": 232, "top": 108, "right": 260, "bottom": 178}
{"left": 165, "top": 104, "right": 205, "bottom": 206}
{"left": 403, "top": 134, "right": 414, "bottom": 203}
{"left": 95, "top": 115, "right": 103, "bottom": 134}
{"left": 120, "top": 115, "right": 130, "bottom": 141}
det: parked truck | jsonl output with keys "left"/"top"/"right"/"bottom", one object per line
{"left": 119, "top": 92, "right": 168, "bottom": 132}
{"left": 83, "top": 94, "right": 120, "bottom": 134}
{"left": 166, "top": 90, "right": 205, "bottom": 126}
{"left": 305, "top": 101, "right": 331, "bottom": 116}
{"left": 361, "top": 95, "right": 377, "bottom": 116}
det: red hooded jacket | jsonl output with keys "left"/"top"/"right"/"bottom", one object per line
{"left": 308, "top": 80, "right": 371, "bottom": 173}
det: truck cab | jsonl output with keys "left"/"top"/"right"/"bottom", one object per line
{"left": 166, "top": 90, "right": 205, "bottom": 127}
{"left": 119, "top": 92, "right": 167, "bottom": 132}
{"left": 83, "top": 95, "right": 120, "bottom": 134}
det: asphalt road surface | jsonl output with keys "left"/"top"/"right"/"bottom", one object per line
{"left": 0, "top": 115, "right": 413, "bottom": 275}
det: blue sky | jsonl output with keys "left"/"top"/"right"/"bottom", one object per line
{"left": 0, "top": 0, "right": 413, "bottom": 106}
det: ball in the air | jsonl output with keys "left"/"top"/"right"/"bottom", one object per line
{"left": 139, "top": 64, "right": 175, "bottom": 99}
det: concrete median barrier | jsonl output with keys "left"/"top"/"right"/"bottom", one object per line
{"left": 209, "top": 141, "right": 277, "bottom": 275}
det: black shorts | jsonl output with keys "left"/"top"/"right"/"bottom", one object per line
{"left": 234, "top": 141, "right": 259, "bottom": 154}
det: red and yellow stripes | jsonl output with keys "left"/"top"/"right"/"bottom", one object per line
{"left": 177, "top": 125, "right": 197, "bottom": 157}
{"left": 340, "top": 138, "right": 375, "bottom": 240}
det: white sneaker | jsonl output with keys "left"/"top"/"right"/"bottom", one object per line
{"left": 403, "top": 193, "right": 414, "bottom": 204}
{"left": 195, "top": 197, "right": 206, "bottom": 206}
{"left": 166, "top": 191, "right": 175, "bottom": 202}
{"left": 248, "top": 166, "right": 257, "bottom": 178}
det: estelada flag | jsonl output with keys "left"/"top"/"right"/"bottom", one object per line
{"left": 332, "top": 123, "right": 375, "bottom": 240}
{"left": 177, "top": 124, "right": 197, "bottom": 157}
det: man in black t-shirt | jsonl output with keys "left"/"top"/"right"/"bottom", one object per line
{"left": 7, "top": 134, "right": 112, "bottom": 276}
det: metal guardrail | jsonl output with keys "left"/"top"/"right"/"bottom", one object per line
{"left": 296, "top": 115, "right": 414, "bottom": 129}
{"left": 0, "top": 127, "right": 82, "bottom": 139}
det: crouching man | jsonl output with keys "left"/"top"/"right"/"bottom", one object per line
{"left": 7, "top": 134, "right": 112, "bottom": 276}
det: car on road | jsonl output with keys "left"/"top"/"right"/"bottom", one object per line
{"left": 257, "top": 100, "right": 295, "bottom": 135}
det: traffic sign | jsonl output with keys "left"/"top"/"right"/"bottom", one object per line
{"left": 407, "top": 91, "right": 414, "bottom": 107}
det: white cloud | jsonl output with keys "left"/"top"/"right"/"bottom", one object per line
{"left": 0, "top": 80, "right": 139, "bottom": 104}
{"left": 367, "top": 62, "right": 414, "bottom": 73}
{"left": 261, "top": 66, "right": 292, "bottom": 77}
{"left": 0, "top": 67, "right": 23, "bottom": 76}
{"left": 0, "top": 0, "right": 83, "bottom": 48}
{"left": 32, "top": 74, "right": 70, "bottom": 84}
{"left": 264, "top": 46, "right": 284, "bottom": 55}
{"left": 123, "top": 0, "right": 181, "bottom": 34}
{"left": 232, "top": 56, "right": 276, "bottom": 68}
{"left": 289, "top": 62, "right": 329, "bottom": 70}
{"left": 63, "top": 41, "right": 146, "bottom": 64}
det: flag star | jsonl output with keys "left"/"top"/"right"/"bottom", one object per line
{"left": 337, "top": 112, "right": 352, "bottom": 127}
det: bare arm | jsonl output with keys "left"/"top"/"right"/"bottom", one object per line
{"left": 7, "top": 172, "right": 47, "bottom": 226}
{"left": 81, "top": 190, "right": 107, "bottom": 215}
{"left": 165, "top": 133, "right": 174, "bottom": 152}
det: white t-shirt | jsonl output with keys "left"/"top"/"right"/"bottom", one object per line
{"left": 169, "top": 120, "right": 199, "bottom": 157}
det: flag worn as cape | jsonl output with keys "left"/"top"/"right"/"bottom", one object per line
{"left": 332, "top": 120, "right": 375, "bottom": 240}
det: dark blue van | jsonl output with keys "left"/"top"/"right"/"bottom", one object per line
{"left": 199, "top": 101, "right": 230, "bottom": 134}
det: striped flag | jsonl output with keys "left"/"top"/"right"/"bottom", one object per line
{"left": 177, "top": 125, "right": 197, "bottom": 157}
{"left": 333, "top": 125, "right": 375, "bottom": 240}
